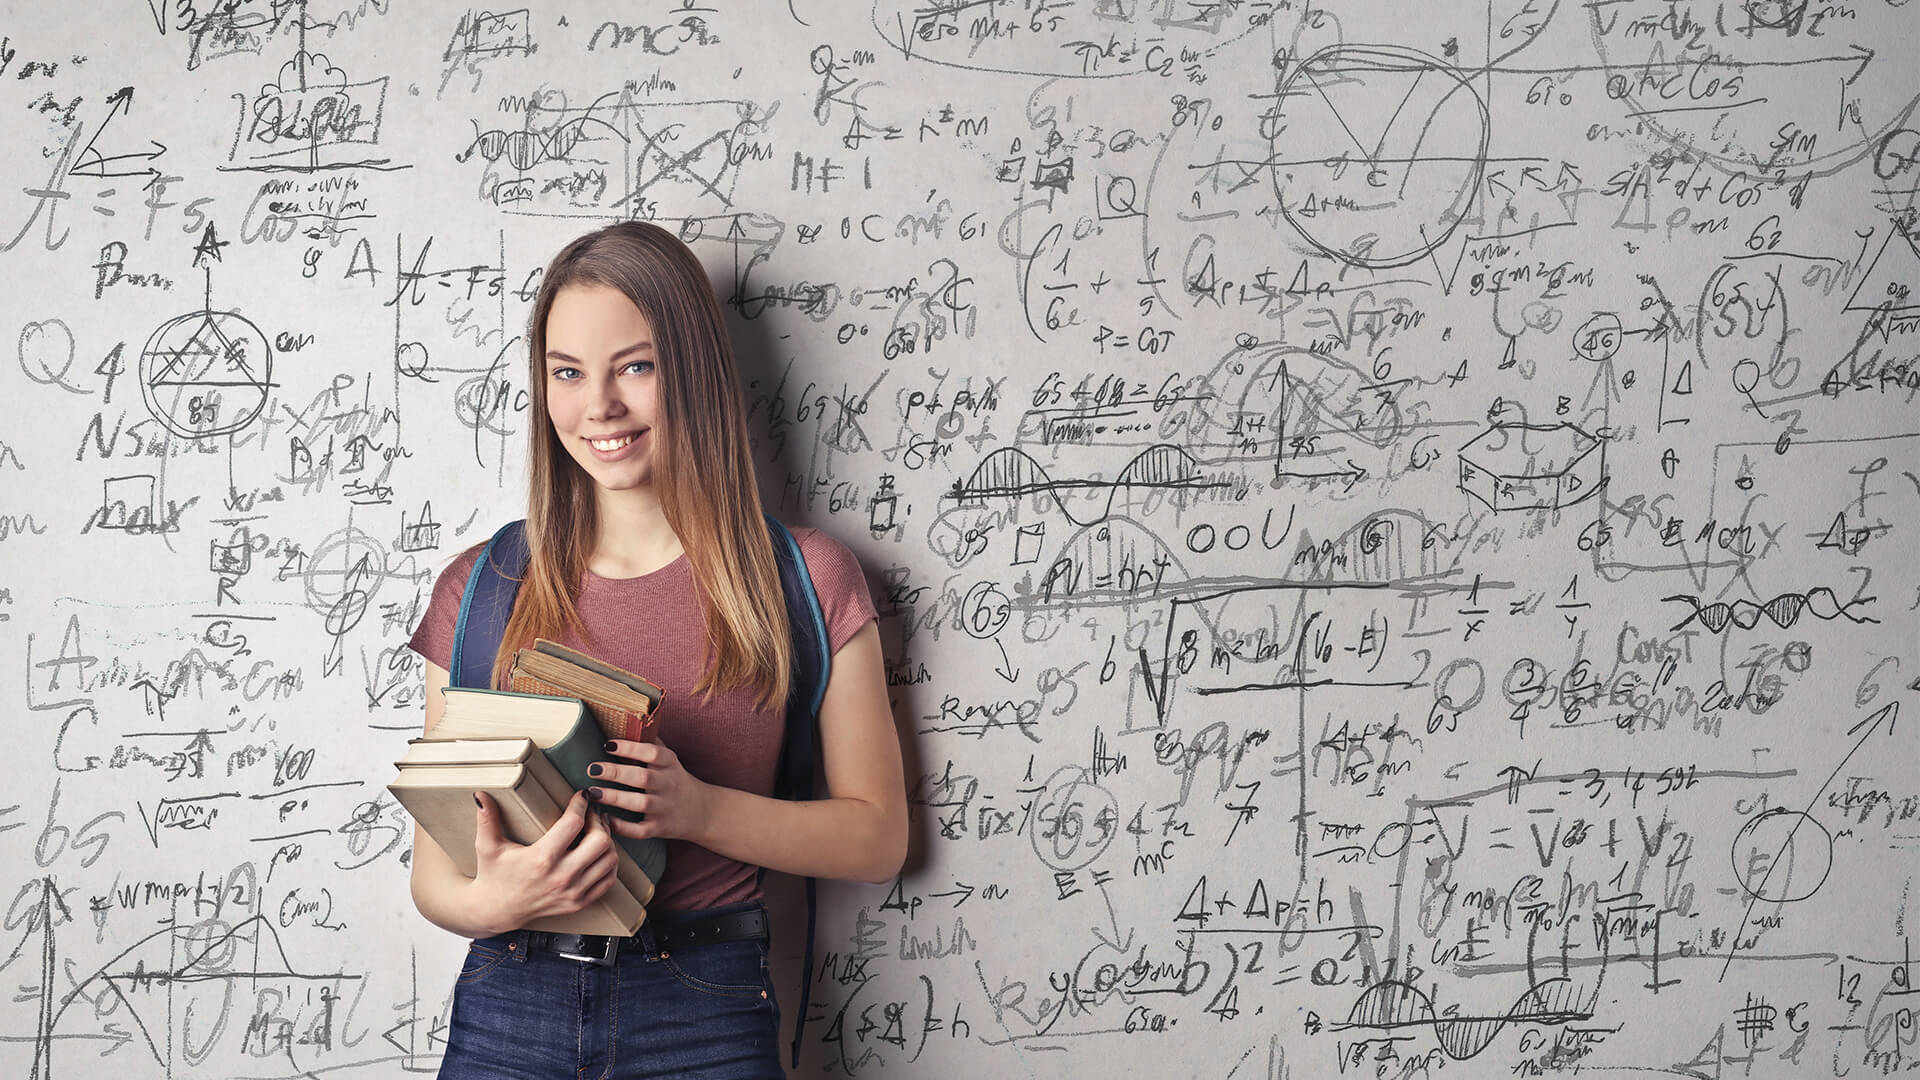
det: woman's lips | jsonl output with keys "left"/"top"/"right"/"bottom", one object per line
{"left": 587, "top": 429, "right": 646, "bottom": 460}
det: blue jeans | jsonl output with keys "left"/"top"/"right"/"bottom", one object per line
{"left": 437, "top": 902, "right": 784, "bottom": 1079}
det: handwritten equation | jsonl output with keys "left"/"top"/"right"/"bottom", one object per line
{"left": 1, "top": 1, "right": 1917, "bottom": 1077}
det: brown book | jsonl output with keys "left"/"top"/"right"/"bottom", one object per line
{"left": 388, "top": 743, "right": 648, "bottom": 934}
{"left": 509, "top": 638, "right": 664, "bottom": 743}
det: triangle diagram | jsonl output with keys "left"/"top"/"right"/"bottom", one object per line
{"left": 1818, "top": 511, "right": 1855, "bottom": 553}
{"left": 146, "top": 316, "right": 224, "bottom": 386}
{"left": 1671, "top": 358, "right": 1694, "bottom": 395}
{"left": 1844, "top": 227, "right": 1920, "bottom": 315}
{"left": 148, "top": 314, "right": 266, "bottom": 387}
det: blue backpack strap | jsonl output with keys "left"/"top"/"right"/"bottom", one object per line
{"left": 450, "top": 520, "right": 531, "bottom": 689}
{"left": 763, "top": 513, "right": 830, "bottom": 1069}
{"left": 767, "top": 514, "right": 831, "bottom": 799}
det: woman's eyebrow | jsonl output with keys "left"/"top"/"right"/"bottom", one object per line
{"left": 545, "top": 341, "right": 654, "bottom": 364}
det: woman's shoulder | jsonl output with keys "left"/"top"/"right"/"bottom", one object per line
{"left": 777, "top": 522, "right": 877, "bottom": 651}
{"left": 783, "top": 522, "right": 858, "bottom": 567}
{"left": 449, "top": 536, "right": 494, "bottom": 577}
{"left": 779, "top": 522, "right": 879, "bottom": 599}
{"left": 406, "top": 536, "right": 500, "bottom": 673}
{"left": 776, "top": 522, "right": 867, "bottom": 589}
{"left": 425, "top": 537, "right": 496, "bottom": 604}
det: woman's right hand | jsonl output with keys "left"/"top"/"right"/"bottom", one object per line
{"left": 468, "top": 790, "right": 619, "bottom": 934}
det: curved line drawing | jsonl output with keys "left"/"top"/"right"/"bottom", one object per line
{"left": 1338, "top": 976, "right": 1592, "bottom": 1060}
{"left": 1662, "top": 587, "right": 1879, "bottom": 633}
{"left": 456, "top": 114, "right": 625, "bottom": 167}
{"left": 944, "top": 444, "right": 1231, "bottom": 526}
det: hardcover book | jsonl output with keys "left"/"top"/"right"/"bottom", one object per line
{"left": 426, "top": 681, "right": 668, "bottom": 886}
{"left": 396, "top": 736, "right": 657, "bottom": 908}
{"left": 509, "top": 638, "right": 664, "bottom": 742}
{"left": 387, "top": 742, "right": 648, "bottom": 935}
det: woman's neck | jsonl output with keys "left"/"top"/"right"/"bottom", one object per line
{"left": 589, "top": 488, "right": 684, "bottom": 577}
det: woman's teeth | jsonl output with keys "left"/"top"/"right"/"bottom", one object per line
{"left": 591, "top": 433, "right": 637, "bottom": 451}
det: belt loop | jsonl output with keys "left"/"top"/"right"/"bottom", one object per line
{"left": 503, "top": 929, "right": 533, "bottom": 963}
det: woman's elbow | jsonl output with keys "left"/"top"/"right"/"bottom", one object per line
{"left": 861, "top": 807, "right": 909, "bottom": 884}
{"left": 860, "top": 852, "right": 905, "bottom": 886}
{"left": 409, "top": 865, "right": 454, "bottom": 930}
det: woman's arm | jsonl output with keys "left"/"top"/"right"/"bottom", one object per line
{"left": 408, "top": 659, "right": 624, "bottom": 937}
{"left": 594, "top": 619, "right": 908, "bottom": 884}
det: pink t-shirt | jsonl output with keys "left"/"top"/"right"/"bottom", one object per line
{"left": 405, "top": 523, "right": 878, "bottom": 914}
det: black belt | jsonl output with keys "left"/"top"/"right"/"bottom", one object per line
{"left": 512, "top": 904, "right": 768, "bottom": 968}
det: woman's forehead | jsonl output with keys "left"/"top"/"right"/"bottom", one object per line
{"left": 547, "top": 284, "right": 654, "bottom": 345}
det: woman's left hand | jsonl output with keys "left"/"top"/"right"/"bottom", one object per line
{"left": 588, "top": 738, "right": 715, "bottom": 843}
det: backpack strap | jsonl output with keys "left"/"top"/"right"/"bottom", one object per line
{"left": 762, "top": 513, "right": 831, "bottom": 1069}
{"left": 450, "top": 519, "right": 531, "bottom": 689}
{"left": 766, "top": 513, "right": 831, "bottom": 799}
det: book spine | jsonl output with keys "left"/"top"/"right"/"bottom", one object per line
{"left": 508, "top": 772, "right": 645, "bottom": 936}
{"left": 516, "top": 749, "right": 656, "bottom": 908}
{"left": 542, "top": 724, "right": 669, "bottom": 885}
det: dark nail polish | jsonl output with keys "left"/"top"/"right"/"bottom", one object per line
{"left": 588, "top": 763, "right": 604, "bottom": 777}
{"left": 586, "top": 787, "right": 603, "bottom": 802}
{"left": 603, "top": 740, "right": 618, "bottom": 753}
{"left": 473, "top": 793, "right": 482, "bottom": 808}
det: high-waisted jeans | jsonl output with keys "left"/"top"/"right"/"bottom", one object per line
{"left": 436, "top": 901, "right": 784, "bottom": 1079}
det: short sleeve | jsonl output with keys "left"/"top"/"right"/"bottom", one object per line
{"left": 405, "top": 542, "right": 488, "bottom": 673}
{"left": 793, "top": 526, "right": 878, "bottom": 656}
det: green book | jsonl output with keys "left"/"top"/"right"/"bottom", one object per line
{"left": 429, "top": 687, "right": 668, "bottom": 886}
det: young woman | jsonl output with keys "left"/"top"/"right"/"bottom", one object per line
{"left": 404, "top": 221, "right": 908, "bottom": 1079}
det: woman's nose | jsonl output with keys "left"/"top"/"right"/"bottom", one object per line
{"left": 587, "top": 378, "right": 626, "bottom": 420}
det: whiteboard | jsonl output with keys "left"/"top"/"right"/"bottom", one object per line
{"left": 3, "top": 2, "right": 1917, "bottom": 1077}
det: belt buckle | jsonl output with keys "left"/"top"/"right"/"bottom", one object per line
{"left": 553, "top": 934, "right": 618, "bottom": 967}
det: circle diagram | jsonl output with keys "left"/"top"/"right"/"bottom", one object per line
{"left": 1730, "top": 807, "right": 1833, "bottom": 904}
{"left": 1572, "top": 313, "right": 1623, "bottom": 362}
{"left": 140, "top": 310, "right": 274, "bottom": 439}
{"left": 1269, "top": 45, "right": 1489, "bottom": 269}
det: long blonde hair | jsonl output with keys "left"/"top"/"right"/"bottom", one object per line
{"left": 489, "top": 221, "right": 792, "bottom": 711}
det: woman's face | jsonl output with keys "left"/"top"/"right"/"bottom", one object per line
{"left": 543, "top": 283, "right": 660, "bottom": 495}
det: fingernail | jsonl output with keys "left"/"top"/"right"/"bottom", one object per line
{"left": 588, "top": 763, "right": 604, "bottom": 777}
{"left": 473, "top": 793, "right": 482, "bottom": 808}
{"left": 603, "top": 740, "right": 617, "bottom": 752}
{"left": 586, "top": 787, "right": 603, "bottom": 802}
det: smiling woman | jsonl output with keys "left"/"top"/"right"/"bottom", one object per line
{"left": 402, "top": 221, "right": 907, "bottom": 1079}
{"left": 544, "top": 284, "right": 661, "bottom": 500}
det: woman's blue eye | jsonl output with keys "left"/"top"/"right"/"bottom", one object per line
{"left": 548, "top": 360, "right": 647, "bottom": 380}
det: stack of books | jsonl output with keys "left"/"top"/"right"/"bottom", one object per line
{"left": 388, "top": 639, "right": 666, "bottom": 935}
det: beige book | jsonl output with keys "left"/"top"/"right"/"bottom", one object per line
{"left": 423, "top": 688, "right": 588, "bottom": 742}
{"left": 396, "top": 736, "right": 543, "bottom": 768}
{"left": 396, "top": 736, "right": 655, "bottom": 908}
{"left": 388, "top": 755, "right": 647, "bottom": 935}
{"left": 427, "top": 687, "right": 668, "bottom": 889}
